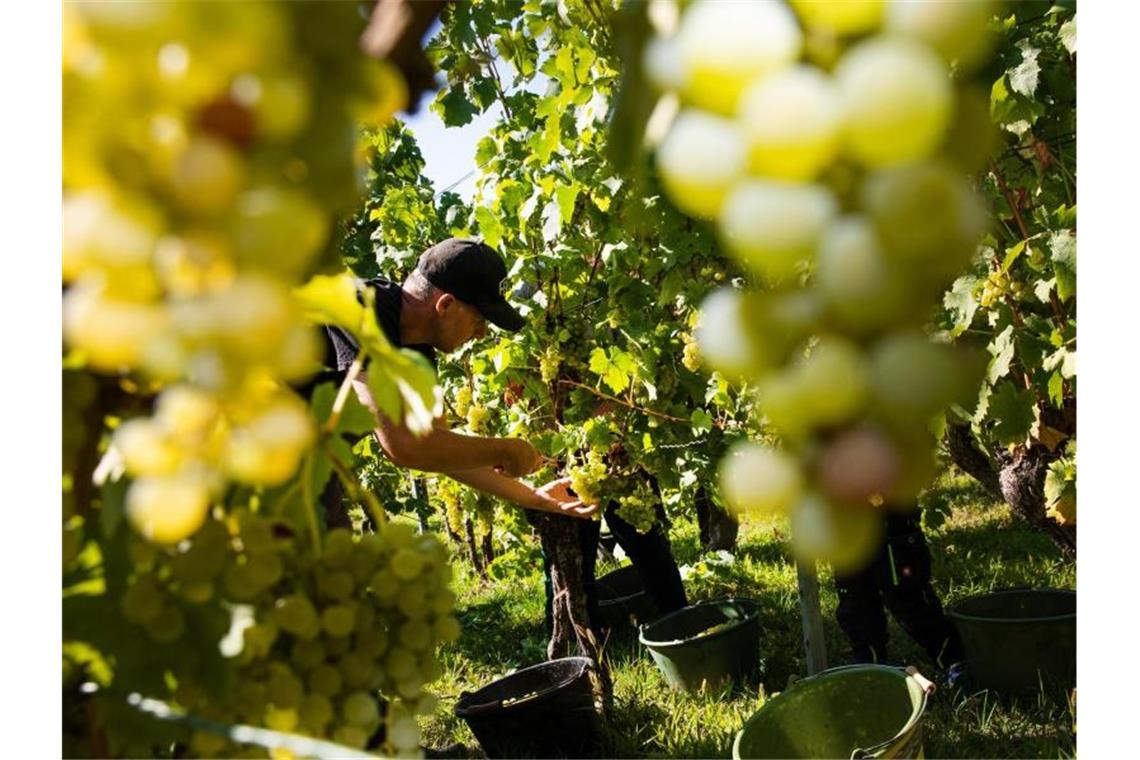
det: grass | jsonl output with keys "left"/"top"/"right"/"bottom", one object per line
{"left": 417, "top": 470, "right": 1076, "bottom": 758}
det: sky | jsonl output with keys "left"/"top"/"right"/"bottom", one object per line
{"left": 398, "top": 20, "right": 549, "bottom": 202}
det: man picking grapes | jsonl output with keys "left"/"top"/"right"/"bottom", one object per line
{"left": 314, "top": 238, "right": 596, "bottom": 525}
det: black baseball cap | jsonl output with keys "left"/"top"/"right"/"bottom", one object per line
{"left": 415, "top": 238, "right": 526, "bottom": 331}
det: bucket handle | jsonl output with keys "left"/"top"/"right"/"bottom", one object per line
{"left": 849, "top": 667, "right": 934, "bottom": 760}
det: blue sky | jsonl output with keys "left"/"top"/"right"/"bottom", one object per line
{"left": 398, "top": 20, "right": 549, "bottom": 202}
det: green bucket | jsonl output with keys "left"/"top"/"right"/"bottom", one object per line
{"left": 638, "top": 597, "right": 761, "bottom": 692}
{"left": 947, "top": 587, "right": 1076, "bottom": 696}
{"left": 733, "top": 665, "right": 932, "bottom": 759}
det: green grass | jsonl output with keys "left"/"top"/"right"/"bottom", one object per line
{"left": 418, "top": 471, "right": 1076, "bottom": 758}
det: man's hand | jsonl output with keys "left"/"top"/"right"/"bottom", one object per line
{"left": 493, "top": 438, "right": 544, "bottom": 478}
{"left": 533, "top": 477, "right": 599, "bottom": 519}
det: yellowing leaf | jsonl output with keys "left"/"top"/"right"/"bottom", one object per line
{"left": 294, "top": 274, "right": 363, "bottom": 329}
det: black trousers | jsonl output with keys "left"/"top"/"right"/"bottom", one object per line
{"left": 833, "top": 512, "right": 964, "bottom": 669}
{"left": 543, "top": 501, "right": 688, "bottom": 634}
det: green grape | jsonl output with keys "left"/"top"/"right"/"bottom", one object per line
{"left": 738, "top": 64, "right": 843, "bottom": 182}
{"left": 317, "top": 570, "right": 355, "bottom": 600}
{"left": 321, "top": 603, "right": 357, "bottom": 638}
{"left": 790, "top": 492, "right": 884, "bottom": 574}
{"left": 243, "top": 621, "right": 279, "bottom": 659}
{"left": 387, "top": 713, "right": 420, "bottom": 754}
{"left": 396, "top": 587, "right": 428, "bottom": 620}
{"left": 718, "top": 179, "right": 837, "bottom": 283}
{"left": 869, "top": 331, "right": 963, "bottom": 428}
{"left": 308, "top": 664, "right": 343, "bottom": 698}
{"left": 348, "top": 549, "right": 377, "bottom": 585}
{"left": 237, "top": 513, "right": 277, "bottom": 555}
{"left": 232, "top": 680, "right": 268, "bottom": 722}
{"left": 369, "top": 569, "right": 400, "bottom": 603}
{"left": 657, "top": 110, "right": 745, "bottom": 220}
{"left": 120, "top": 577, "right": 164, "bottom": 624}
{"left": 396, "top": 674, "right": 425, "bottom": 700}
{"left": 339, "top": 651, "right": 378, "bottom": 690}
{"left": 835, "top": 36, "right": 952, "bottom": 168}
{"left": 789, "top": 0, "right": 883, "bottom": 36}
{"left": 223, "top": 560, "right": 261, "bottom": 601}
{"left": 675, "top": 0, "right": 802, "bottom": 116}
{"left": 264, "top": 704, "right": 299, "bottom": 732}
{"left": 298, "top": 692, "right": 334, "bottom": 732}
{"left": 433, "top": 616, "right": 461, "bottom": 644}
{"left": 333, "top": 726, "right": 370, "bottom": 751}
{"left": 145, "top": 604, "right": 186, "bottom": 643}
{"left": 246, "top": 552, "right": 283, "bottom": 590}
{"left": 356, "top": 627, "right": 389, "bottom": 659}
{"left": 273, "top": 593, "right": 320, "bottom": 639}
{"left": 398, "top": 620, "right": 432, "bottom": 651}
{"left": 266, "top": 668, "right": 303, "bottom": 709}
{"left": 342, "top": 691, "right": 380, "bottom": 727}
{"left": 382, "top": 522, "right": 417, "bottom": 548}
{"left": 719, "top": 441, "right": 804, "bottom": 517}
{"left": 322, "top": 528, "right": 355, "bottom": 567}
{"left": 354, "top": 602, "right": 376, "bottom": 633}
{"left": 390, "top": 548, "right": 424, "bottom": 581}
{"left": 816, "top": 425, "right": 901, "bottom": 506}
{"left": 190, "top": 730, "right": 228, "bottom": 756}
{"left": 680, "top": 337, "right": 701, "bottom": 372}
{"left": 386, "top": 648, "right": 417, "bottom": 681}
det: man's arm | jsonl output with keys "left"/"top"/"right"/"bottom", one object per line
{"left": 353, "top": 375, "right": 540, "bottom": 476}
{"left": 444, "top": 468, "right": 597, "bottom": 518}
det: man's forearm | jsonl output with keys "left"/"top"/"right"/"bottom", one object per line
{"left": 443, "top": 467, "right": 546, "bottom": 511}
{"left": 392, "top": 427, "right": 512, "bottom": 473}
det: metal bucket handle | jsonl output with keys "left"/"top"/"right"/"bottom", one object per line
{"left": 849, "top": 666, "right": 935, "bottom": 760}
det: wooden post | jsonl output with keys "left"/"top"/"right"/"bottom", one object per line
{"left": 796, "top": 560, "right": 828, "bottom": 675}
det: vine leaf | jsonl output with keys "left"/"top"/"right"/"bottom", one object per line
{"left": 1059, "top": 17, "right": 1077, "bottom": 55}
{"left": 988, "top": 381, "right": 1037, "bottom": 446}
{"left": 986, "top": 325, "right": 1016, "bottom": 384}
{"left": 1009, "top": 40, "right": 1042, "bottom": 97}
{"left": 944, "top": 275, "right": 980, "bottom": 338}
{"left": 1050, "top": 230, "right": 1076, "bottom": 302}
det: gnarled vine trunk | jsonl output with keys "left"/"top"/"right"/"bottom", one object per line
{"left": 944, "top": 422, "right": 1076, "bottom": 559}
{"left": 529, "top": 513, "right": 613, "bottom": 711}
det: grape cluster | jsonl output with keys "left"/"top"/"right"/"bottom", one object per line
{"left": 453, "top": 385, "right": 473, "bottom": 419}
{"left": 680, "top": 335, "right": 701, "bottom": 373}
{"left": 129, "top": 516, "right": 458, "bottom": 757}
{"left": 979, "top": 269, "right": 1025, "bottom": 308}
{"left": 539, "top": 348, "right": 562, "bottom": 384}
{"left": 615, "top": 486, "right": 657, "bottom": 535}
{"left": 63, "top": 1, "right": 404, "bottom": 546}
{"left": 568, "top": 450, "right": 609, "bottom": 507}
{"left": 465, "top": 404, "right": 490, "bottom": 434}
{"left": 649, "top": 0, "right": 994, "bottom": 572}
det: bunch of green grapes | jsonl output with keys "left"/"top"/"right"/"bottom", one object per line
{"left": 453, "top": 385, "right": 473, "bottom": 419}
{"left": 649, "top": 0, "right": 995, "bottom": 572}
{"left": 680, "top": 334, "right": 701, "bottom": 372}
{"left": 150, "top": 519, "right": 457, "bottom": 757}
{"left": 63, "top": 0, "right": 405, "bottom": 547}
{"left": 539, "top": 347, "right": 562, "bottom": 384}
{"left": 615, "top": 485, "right": 658, "bottom": 535}
{"left": 978, "top": 269, "right": 1025, "bottom": 308}
{"left": 568, "top": 449, "right": 609, "bottom": 507}
{"left": 465, "top": 404, "right": 490, "bottom": 434}
{"left": 433, "top": 477, "right": 466, "bottom": 539}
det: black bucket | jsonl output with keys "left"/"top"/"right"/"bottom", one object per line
{"left": 454, "top": 656, "right": 604, "bottom": 758}
{"left": 947, "top": 587, "right": 1076, "bottom": 696}
{"left": 596, "top": 564, "right": 658, "bottom": 630}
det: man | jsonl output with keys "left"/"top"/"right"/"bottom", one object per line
{"left": 834, "top": 509, "right": 965, "bottom": 681}
{"left": 318, "top": 237, "right": 596, "bottom": 522}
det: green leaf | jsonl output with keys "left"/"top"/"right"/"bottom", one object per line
{"left": 588, "top": 347, "right": 610, "bottom": 375}
{"left": 944, "top": 275, "right": 980, "bottom": 338}
{"left": 295, "top": 274, "right": 364, "bottom": 330}
{"left": 988, "top": 381, "right": 1037, "bottom": 446}
{"left": 434, "top": 86, "right": 477, "bottom": 127}
{"left": 690, "top": 408, "right": 713, "bottom": 434}
{"left": 1033, "top": 277, "right": 1057, "bottom": 304}
{"left": 555, "top": 183, "right": 580, "bottom": 226}
{"left": 987, "top": 325, "right": 1016, "bottom": 384}
{"left": 1059, "top": 16, "right": 1077, "bottom": 55}
{"left": 475, "top": 206, "right": 504, "bottom": 250}
{"left": 1050, "top": 230, "right": 1076, "bottom": 301}
{"left": 1001, "top": 240, "right": 1026, "bottom": 272}
{"left": 1048, "top": 370, "right": 1065, "bottom": 407}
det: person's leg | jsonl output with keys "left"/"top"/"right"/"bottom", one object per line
{"left": 880, "top": 512, "right": 966, "bottom": 669}
{"left": 835, "top": 554, "right": 890, "bottom": 664}
{"left": 604, "top": 502, "right": 688, "bottom": 614}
